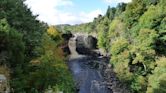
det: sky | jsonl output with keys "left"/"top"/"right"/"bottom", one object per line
{"left": 24, "top": 0, "right": 131, "bottom": 25}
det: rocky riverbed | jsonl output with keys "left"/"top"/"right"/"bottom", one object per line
{"left": 67, "top": 35, "right": 130, "bottom": 93}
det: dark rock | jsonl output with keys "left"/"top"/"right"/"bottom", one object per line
{"left": 76, "top": 35, "right": 85, "bottom": 48}
{"left": 90, "top": 80, "right": 113, "bottom": 93}
{"left": 76, "top": 35, "right": 98, "bottom": 55}
{"left": 85, "top": 35, "right": 97, "bottom": 49}
{"left": 103, "top": 64, "right": 131, "bottom": 93}
{"left": 62, "top": 32, "right": 73, "bottom": 40}
{"left": 63, "top": 45, "right": 71, "bottom": 55}
{"left": 61, "top": 33, "right": 73, "bottom": 55}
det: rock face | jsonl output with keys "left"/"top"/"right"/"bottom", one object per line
{"left": 76, "top": 35, "right": 98, "bottom": 55}
{"left": 84, "top": 36, "right": 97, "bottom": 49}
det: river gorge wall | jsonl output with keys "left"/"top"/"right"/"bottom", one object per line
{"left": 65, "top": 34, "right": 130, "bottom": 93}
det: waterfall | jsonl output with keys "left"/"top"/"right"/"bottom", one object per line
{"left": 67, "top": 35, "right": 112, "bottom": 93}
{"left": 68, "top": 36, "right": 85, "bottom": 59}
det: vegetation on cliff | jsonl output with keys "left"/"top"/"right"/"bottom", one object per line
{"left": 59, "top": 0, "right": 166, "bottom": 92}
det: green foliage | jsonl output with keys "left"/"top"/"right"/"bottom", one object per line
{"left": 147, "top": 57, "right": 166, "bottom": 93}
{"left": 131, "top": 75, "right": 147, "bottom": 93}
{"left": 114, "top": 3, "right": 127, "bottom": 16}
{"left": 29, "top": 33, "right": 75, "bottom": 93}
{"left": 3, "top": 0, "right": 165, "bottom": 92}
{"left": 0, "top": 19, "right": 25, "bottom": 67}
{"left": 139, "top": 5, "right": 165, "bottom": 30}
{"left": 97, "top": 29, "right": 109, "bottom": 51}
{"left": 108, "top": 18, "right": 126, "bottom": 43}
{"left": 111, "top": 50, "right": 133, "bottom": 82}
{"left": 97, "top": 17, "right": 110, "bottom": 51}
{"left": 110, "top": 28, "right": 158, "bottom": 92}
{"left": 11, "top": 34, "right": 75, "bottom": 93}
{"left": 98, "top": 1, "right": 166, "bottom": 93}
{"left": 124, "top": 0, "right": 146, "bottom": 28}
{"left": 110, "top": 38, "right": 129, "bottom": 56}
{"left": 106, "top": 6, "right": 116, "bottom": 20}
{"left": 28, "top": 52, "right": 74, "bottom": 93}
{"left": 0, "top": 0, "right": 75, "bottom": 93}
{"left": 131, "top": 29, "right": 158, "bottom": 65}
{"left": 0, "top": 0, "right": 47, "bottom": 59}
{"left": 8, "top": 27, "right": 25, "bottom": 67}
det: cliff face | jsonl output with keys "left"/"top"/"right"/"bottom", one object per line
{"left": 76, "top": 35, "right": 97, "bottom": 55}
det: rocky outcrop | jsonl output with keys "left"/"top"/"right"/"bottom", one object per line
{"left": 76, "top": 35, "right": 98, "bottom": 56}
{"left": 61, "top": 32, "right": 73, "bottom": 41}
{"left": 76, "top": 35, "right": 97, "bottom": 49}
{"left": 84, "top": 35, "right": 97, "bottom": 49}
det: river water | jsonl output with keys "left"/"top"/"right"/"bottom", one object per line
{"left": 68, "top": 37, "right": 112, "bottom": 93}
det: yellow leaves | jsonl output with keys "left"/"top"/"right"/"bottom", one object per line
{"left": 114, "top": 61, "right": 133, "bottom": 81}
{"left": 47, "top": 26, "right": 63, "bottom": 46}
{"left": 111, "top": 49, "right": 132, "bottom": 81}
{"left": 156, "top": 57, "right": 166, "bottom": 67}
{"left": 40, "top": 31, "right": 65, "bottom": 66}
{"left": 132, "top": 54, "right": 144, "bottom": 64}
{"left": 47, "top": 26, "right": 60, "bottom": 37}
{"left": 146, "top": 57, "right": 166, "bottom": 93}
{"left": 138, "top": 29, "right": 158, "bottom": 46}
{"left": 137, "top": 76, "right": 146, "bottom": 86}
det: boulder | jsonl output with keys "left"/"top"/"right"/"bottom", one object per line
{"left": 85, "top": 35, "right": 97, "bottom": 49}
{"left": 76, "top": 35, "right": 98, "bottom": 55}
{"left": 76, "top": 35, "right": 89, "bottom": 54}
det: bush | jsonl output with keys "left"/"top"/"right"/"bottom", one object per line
{"left": 26, "top": 33, "right": 75, "bottom": 93}
{"left": 110, "top": 38, "right": 129, "bottom": 56}
{"left": 146, "top": 57, "right": 166, "bottom": 93}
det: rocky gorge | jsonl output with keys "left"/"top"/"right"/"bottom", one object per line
{"left": 66, "top": 34, "right": 130, "bottom": 93}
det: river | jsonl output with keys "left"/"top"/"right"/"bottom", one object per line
{"left": 68, "top": 37, "right": 112, "bottom": 93}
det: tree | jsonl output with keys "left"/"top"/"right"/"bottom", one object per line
{"left": 0, "top": 0, "right": 47, "bottom": 60}
{"left": 124, "top": 0, "right": 146, "bottom": 28}
{"left": 0, "top": 18, "right": 24, "bottom": 67}
{"left": 106, "top": 6, "right": 116, "bottom": 20}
